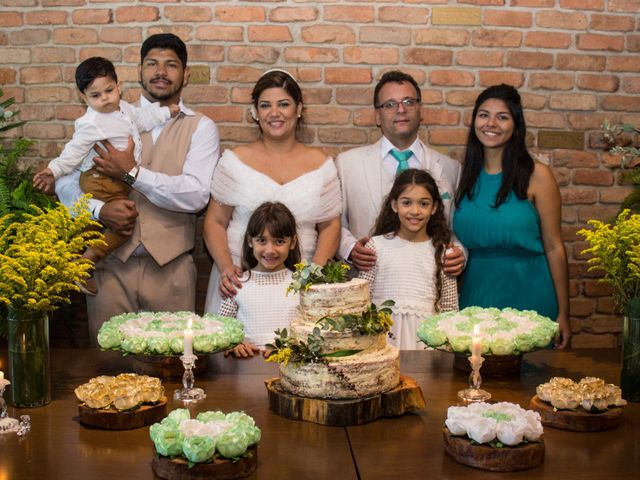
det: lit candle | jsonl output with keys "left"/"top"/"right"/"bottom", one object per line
{"left": 472, "top": 324, "right": 481, "bottom": 358}
{"left": 0, "top": 371, "right": 3, "bottom": 381}
{"left": 184, "top": 319, "right": 194, "bottom": 357}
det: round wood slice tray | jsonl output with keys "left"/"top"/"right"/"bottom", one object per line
{"left": 443, "top": 426, "right": 544, "bottom": 472}
{"left": 530, "top": 395, "right": 624, "bottom": 431}
{"left": 78, "top": 396, "right": 168, "bottom": 430}
{"left": 452, "top": 352, "right": 523, "bottom": 376}
{"left": 152, "top": 445, "right": 258, "bottom": 480}
{"left": 130, "top": 354, "right": 210, "bottom": 378}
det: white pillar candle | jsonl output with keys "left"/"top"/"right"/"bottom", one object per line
{"left": 0, "top": 371, "right": 3, "bottom": 381}
{"left": 472, "top": 324, "right": 481, "bottom": 358}
{"left": 184, "top": 319, "right": 194, "bottom": 357}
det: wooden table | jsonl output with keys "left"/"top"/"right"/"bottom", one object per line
{"left": 0, "top": 348, "right": 637, "bottom": 480}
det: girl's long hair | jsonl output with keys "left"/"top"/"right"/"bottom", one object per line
{"left": 372, "top": 168, "right": 451, "bottom": 311}
{"left": 241, "top": 202, "right": 301, "bottom": 275}
{"left": 454, "top": 83, "right": 534, "bottom": 208}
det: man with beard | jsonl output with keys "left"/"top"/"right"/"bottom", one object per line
{"left": 55, "top": 33, "right": 220, "bottom": 343}
{"left": 336, "top": 70, "right": 465, "bottom": 275}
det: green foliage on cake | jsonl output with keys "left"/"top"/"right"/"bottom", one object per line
{"left": 150, "top": 409, "right": 260, "bottom": 465}
{"left": 418, "top": 307, "right": 559, "bottom": 355}
{"left": 97, "top": 311, "right": 244, "bottom": 355}
{"left": 287, "top": 260, "right": 351, "bottom": 293}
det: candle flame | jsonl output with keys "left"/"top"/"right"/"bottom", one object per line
{"left": 473, "top": 324, "right": 480, "bottom": 336}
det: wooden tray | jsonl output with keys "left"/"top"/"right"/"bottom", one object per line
{"left": 452, "top": 352, "right": 523, "bottom": 376}
{"left": 130, "top": 354, "right": 209, "bottom": 378}
{"left": 152, "top": 445, "right": 258, "bottom": 480}
{"left": 530, "top": 395, "right": 624, "bottom": 431}
{"left": 265, "top": 374, "right": 425, "bottom": 426}
{"left": 78, "top": 396, "right": 168, "bottom": 430}
{"left": 443, "top": 426, "right": 544, "bottom": 472}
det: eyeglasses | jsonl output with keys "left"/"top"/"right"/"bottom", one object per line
{"left": 375, "top": 97, "right": 421, "bottom": 111}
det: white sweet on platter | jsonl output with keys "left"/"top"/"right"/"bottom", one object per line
{"left": 536, "top": 377, "right": 627, "bottom": 412}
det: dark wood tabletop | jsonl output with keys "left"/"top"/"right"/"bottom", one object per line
{"left": 1, "top": 347, "right": 637, "bottom": 480}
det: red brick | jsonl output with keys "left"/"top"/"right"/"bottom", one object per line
{"left": 571, "top": 333, "right": 618, "bottom": 349}
{"left": 230, "top": 87, "right": 252, "bottom": 104}
{"left": 269, "top": 7, "right": 318, "bottom": 22}
{"left": 20, "top": 66, "right": 61, "bottom": 84}
{"left": 548, "top": 93, "right": 596, "bottom": 111}
{"left": 181, "top": 86, "right": 227, "bottom": 104}
{"left": 525, "top": 112, "right": 566, "bottom": 129}
{"left": 584, "top": 279, "right": 614, "bottom": 297}
{"left": 602, "top": 95, "right": 640, "bottom": 111}
{"left": 32, "top": 47, "right": 75, "bottom": 63}
{"left": 304, "top": 106, "right": 350, "bottom": 125}
{"left": 600, "top": 186, "right": 634, "bottom": 203}
{"left": 420, "top": 89, "right": 445, "bottom": 105}
{"left": 115, "top": 6, "right": 159, "bottom": 23}
{"left": 285, "top": 47, "right": 339, "bottom": 64}
{"left": 456, "top": 0, "right": 505, "bottom": 4}
{"left": 199, "top": 106, "right": 243, "bottom": 123}
{"left": 570, "top": 298, "right": 595, "bottom": 317}
{"left": 479, "top": 71, "right": 524, "bottom": 88}
{"left": 248, "top": 26, "right": 292, "bottom": 43}
{"left": 404, "top": 48, "right": 452, "bottom": 66}
{"left": 217, "top": 125, "right": 259, "bottom": 144}
{"left": 23, "top": 122, "right": 65, "bottom": 139}
{"left": 484, "top": 9, "right": 532, "bottom": 27}
{"left": 608, "top": 0, "right": 640, "bottom": 13}
{"left": 318, "top": 128, "right": 368, "bottom": 145}
{"left": 189, "top": 45, "right": 225, "bottom": 62}
{"left": 1, "top": 48, "right": 31, "bottom": 64}
{"left": 421, "top": 108, "right": 460, "bottom": 126}
{"left": 301, "top": 25, "right": 355, "bottom": 44}
{"left": 577, "top": 74, "right": 620, "bottom": 92}
{"left": 0, "top": 12, "right": 23, "bottom": 27}
{"left": 622, "top": 77, "right": 640, "bottom": 94}
{"left": 511, "top": 0, "right": 555, "bottom": 7}
{"left": 360, "top": 27, "right": 411, "bottom": 45}
{"left": 18, "top": 104, "right": 54, "bottom": 121}
{"left": 590, "top": 14, "right": 636, "bottom": 32}
{"left": 415, "top": 29, "right": 469, "bottom": 47}
{"left": 627, "top": 35, "right": 640, "bottom": 52}
{"left": 428, "top": 127, "right": 468, "bottom": 146}
{"left": 578, "top": 34, "right": 625, "bottom": 52}
{"left": 325, "top": 5, "right": 374, "bottom": 23}
{"left": 561, "top": 187, "right": 598, "bottom": 204}
{"left": 574, "top": 168, "right": 614, "bottom": 186}
{"left": 446, "top": 90, "right": 481, "bottom": 107}
{"left": 165, "top": 6, "right": 211, "bottom": 23}
{"left": 472, "top": 29, "right": 522, "bottom": 48}
{"left": 99, "top": 27, "right": 140, "bottom": 44}
{"left": 528, "top": 73, "right": 575, "bottom": 91}
{"left": 525, "top": 31, "right": 572, "bottom": 49}
{"left": 456, "top": 50, "right": 503, "bottom": 67}
{"left": 336, "top": 87, "right": 374, "bottom": 105}
{"left": 25, "top": 86, "right": 72, "bottom": 103}
{"left": 344, "top": 47, "right": 398, "bottom": 65}
{"left": 567, "top": 113, "right": 610, "bottom": 130}
{"left": 582, "top": 315, "right": 623, "bottom": 334}
{"left": 378, "top": 6, "right": 428, "bottom": 24}
{"left": 215, "top": 6, "right": 265, "bottom": 23}
{"left": 11, "top": 29, "right": 50, "bottom": 45}
{"left": 228, "top": 46, "right": 278, "bottom": 64}
{"left": 353, "top": 108, "right": 376, "bottom": 127}
{"left": 556, "top": 54, "right": 606, "bottom": 71}
{"left": 429, "top": 70, "right": 475, "bottom": 87}
{"left": 595, "top": 298, "right": 617, "bottom": 314}
{"left": 196, "top": 26, "right": 243, "bottom": 42}
{"left": 79, "top": 47, "right": 122, "bottom": 62}
{"left": 522, "top": 93, "right": 547, "bottom": 111}
{"left": 608, "top": 56, "right": 640, "bottom": 72}
{"left": 72, "top": 9, "right": 112, "bottom": 24}
{"left": 41, "top": 0, "right": 83, "bottom": 5}
{"left": 325, "top": 67, "right": 372, "bottom": 84}
{"left": 217, "top": 66, "right": 262, "bottom": 83}
{"left": 560, "top": 0, "right": 605, "bottom": 10}
{"left": 536, "top": 10, "right": 588, "bottom": 30}
{"left": 26, "top": 10, "right": 67, "bottom": 24}
{"left": 302, "top": 88, "right": 332, "bottom": 105}
{"left": 507, "top": 51, "right": 553, "bottom": 69}
{"left": 147, "top": 26, "right": 193, "bottom": 42}
{"left": 0, "top": 68, "right": 16, "bottom": 84}
{"left": 554, "top": 150, "right": 600, "bottom": 168}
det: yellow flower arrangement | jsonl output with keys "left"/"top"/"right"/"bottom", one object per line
{"left": 0, "top": 196, "right": 105, "bottom": 312}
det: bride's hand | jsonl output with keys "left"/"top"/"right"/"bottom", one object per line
{"left": 218, "top": 265, "right": 243, "bottom": 298}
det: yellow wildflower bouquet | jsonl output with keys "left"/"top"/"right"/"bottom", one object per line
{"left": 0, "top": 196, "right": 104, "bottom": 312}
{"left": 578, "top": 209, "right": 640, "bottom": 316}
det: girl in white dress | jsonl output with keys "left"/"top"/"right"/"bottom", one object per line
{"left": 219, "top": 202, "right": 301, "bottom": 358}
{"left": 359, "top": 169, "right": 458, "bottom": 350}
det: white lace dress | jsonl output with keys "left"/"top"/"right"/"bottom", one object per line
{"left": 205, "top": 150, "right": 342, "bottom": 313}
{"left": 358, "top": 235, "right": 458, "bottom": 350}
{"left": 218, "top": 269, "right": 299, "bottom": 346}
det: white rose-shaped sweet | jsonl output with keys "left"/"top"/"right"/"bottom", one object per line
{"left": 466, "top": 416, "right": 497, "bottom": 444}
{"left": 522, "top": 411, "right": 543, "bottom": 441}
{"left": 496, "top": 420, "right": 525, "bottom": 446}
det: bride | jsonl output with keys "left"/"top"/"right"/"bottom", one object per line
{"left": 203, "top": 69, "right": 341, "bottom": 313}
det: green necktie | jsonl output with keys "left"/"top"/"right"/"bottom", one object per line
{"left": 389, "top": 149, "right": 412, "bottom": 175}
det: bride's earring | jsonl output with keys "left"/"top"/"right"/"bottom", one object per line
{"left": 250, "top": 105, "right": 258, "bottom": 121}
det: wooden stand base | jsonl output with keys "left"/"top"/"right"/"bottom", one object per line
{"left": 130, "top": 354, "right": 208, "bottom": 378}
{"left": 443, "top": 427, "right": 544, "bottom": 472}
{"left": 151, "top": 445, "right": 258, "bottom": 480}
{"left": 530, "top": 395, "right": 624, "bottom": 431}
{"left": 78, "top": 397, "right": 167, "bottom": 430}
{"left": 265, "top": 375, "right": 425, "bottom": 426}
{"left": 453, "top": 352, "right": 522, "bottom": 376}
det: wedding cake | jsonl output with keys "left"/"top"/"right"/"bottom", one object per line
{"left": 268, "top": 262, "right": 400, "bottom": 400}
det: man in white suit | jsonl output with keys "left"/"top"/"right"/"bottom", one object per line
{"left": 336, "top": 70, "right": 465, "bottom": 273}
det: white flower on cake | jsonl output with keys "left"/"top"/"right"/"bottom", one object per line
{"left": 445, "top": 402, "right": 543, "bottom": 446}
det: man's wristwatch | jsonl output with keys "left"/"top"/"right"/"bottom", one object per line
{"left": 122, "top": 166, "right": 140, "bottom": 186}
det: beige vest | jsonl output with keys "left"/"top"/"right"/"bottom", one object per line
{"left": 113, "top": 111, "right": 202, "bottom": 266}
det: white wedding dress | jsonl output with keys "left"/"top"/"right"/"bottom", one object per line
{"left": 204, "top": 150, "right": 342, "bottom": 313}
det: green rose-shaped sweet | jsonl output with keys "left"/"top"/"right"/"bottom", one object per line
{"left": 196, "top": 411, "right": 226, "bottom": 423}
{"left": 216, "top": 427, "right": 251, "bottom": 459}
{"left": 489, "top": 337, "right": 515, "bottom": 356}
{"left": 193, "top": 334, "right": 216, "bottom": 353}
{"left": 169, "top": 336, "right": 184, "bottom": 354}
{"left": 167, "top": 408, "right": 190, "bottom": 424}
{"left": 514, "top": 333, "right": 535, "bottom": 353}
{"left": 97, "top": 327, "right": 123, "bottom": 349}
{"left": 121, "top": 335, "right": 147, "bottom": 354}
{"left": 449, "top": 335, "right": 472, "bottom": 353}
{"left": 417, "top": 324, "right": 447, "bottom": 347}
{"left": 225, "top": 412, "right": 255, "bottom": 428}
{"left": 182, "top": 435, "right": 216, "bottom": 463}
{"left": 147, "top": 336, "right": 170, "bottom": 355}
{"left": 152, "top": 425, "right": 184, "bottom": 457}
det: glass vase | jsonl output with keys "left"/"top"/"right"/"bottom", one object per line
{"left": 7, "top": 307, "right": 51, "bottom": 408}
{"left": 621, "top": 314, "right": 640, "bottom": 402}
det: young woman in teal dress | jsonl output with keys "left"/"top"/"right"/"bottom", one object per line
{"left": 453, "top": 84, "right": 570, "bottom": 348}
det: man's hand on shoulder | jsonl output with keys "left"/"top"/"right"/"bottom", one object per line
{"left": 349, "top": 237, "right": 376, "bottom": 272}
{"left": 99, "top": 199, "right": 138, "bottom": 235}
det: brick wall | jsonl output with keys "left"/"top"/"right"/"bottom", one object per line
{"left": 1, "top": 0, "right": 639, "bottom": 348}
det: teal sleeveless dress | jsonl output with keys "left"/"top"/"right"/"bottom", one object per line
{"left": 453, "top": 170, "right": 558, "bottom": 319}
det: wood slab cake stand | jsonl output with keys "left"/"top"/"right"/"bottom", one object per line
{"left": 265, "top": 375, "right": 425, "bottom": 426}
{"left": 530, "top": 395, "right": 624, "bottom": 431}
{"left": 151, "top": 445, "right": 258, "bottom": 480}
{"left": 443, "top": 427, "right": 545, "bottom": 472}
{"left": 78, "top": 396, "right": 168, "bottom": 430}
